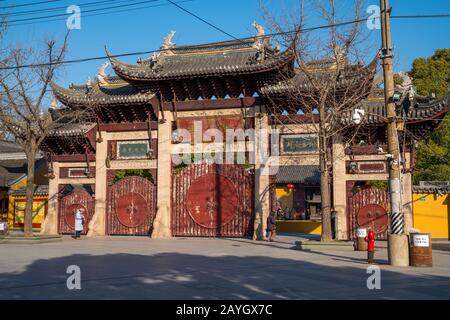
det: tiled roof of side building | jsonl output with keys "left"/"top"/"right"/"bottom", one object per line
{"left": 0, "top": 158, "right": 48, "bottom": 187}
{"left": 340, "top": 91, "right": 450, "bottom": 125}
{"left": 46, "top": 123, "right": 97, "bottom": 138}
{"left": 0, "top": 159, "right": 27, "bottom": 187}
{"left": 275, "top": 165, "right": 320, "bottom": 184}
{"left": 9, "top": 185, "right": 49, "bottom": 197}
{"left": 259, "top": 55, "right": 380, "bottom": 95}
{"left": 0, "top": 140, "right": 24, "bottom": 154}
{"left": 413, "top": 185, "right": 450, "bottom": 194}
{"left": 50, "top": 81, "right": 156, "bottom": 109}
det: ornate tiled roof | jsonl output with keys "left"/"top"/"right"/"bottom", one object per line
{"left": 259, "top": 55, "right": 379, "bottom": 95}
{"left": 275, "top": 165, "right": 320, "bottom": 184}
{"left": 413, "top": 185, "right": 450, "bottom": 194}
{"left": 0, "top": 158, "right": 47, "bottom": 187}
{"left": 107, "top": 37, "right": 294, "bottom": 82}
{"left": 0, "top": 140, "right": 24, "bottom": 154}
{"left": 46, "top": 123, "right": 96, "bottom": 138}
{"left": 50, "top": 81, "right": 156, "bottom": 109}
{"left": 9, "top": 185, "right": 49, "bottom": 197}
{"left": 340, "top": 92, "right": 450, "bottom": 125}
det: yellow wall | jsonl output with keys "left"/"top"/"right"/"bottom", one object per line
{"left": 276, "top": 187, "right": 293, "bottom": 210}
{"left": 7, "top": 178, "right": 48, "bottom": 232}
{"left": 0, "top": 190, "right": 7, "bottom": 220}
{"left": 276, "top": 220, "right": 322, "bottom": 235}
{"left": 413, "top": 193, "right": 449, "bottom": 239}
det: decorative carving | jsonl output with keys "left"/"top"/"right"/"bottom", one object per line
{"left": 251, "top": 21, "right": 267, "bottom": 55}
{"left": 395, "top": 71, "right": 416, "bottom": 101}
{"left": 161, "top": 30, "right": 176, "bottom": 50}
{"left": 96, "top": 61, "right": 110, "bottom": 85}
{"left": 252, "top": 21, "right": 265, "bottom": 38}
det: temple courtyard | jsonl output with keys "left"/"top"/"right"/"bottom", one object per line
{"left": 0, "top": 234, "right": 449, "bottom": 300}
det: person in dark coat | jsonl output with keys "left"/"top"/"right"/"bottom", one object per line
{"left": 267, "top": 210, "right": 277, "bottom": 242}
{"left": 331, "top": 208, "right": 337, "bottom": 240}
{"left": 364, "top": 228, "right": 376, "bottom": 264}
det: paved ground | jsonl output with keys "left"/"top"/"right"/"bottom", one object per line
{"left": 0, "top": 234, "right": 449, "bottom": 300}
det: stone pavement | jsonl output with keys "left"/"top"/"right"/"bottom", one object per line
{"left": 0, "top": 234, "right": 449, "bottom": 299}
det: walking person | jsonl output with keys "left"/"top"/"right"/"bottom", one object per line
{"left": 266, "top": 210, "right": 277, "bottom": 242}
{"left": 331, "top": 208, "right": 337, "bottom": 240}
{"left": 364, "top": 227, "right": 375, "bottom": 264}
{"left": 74, "top": 208, "right": 85, "bottom": 239}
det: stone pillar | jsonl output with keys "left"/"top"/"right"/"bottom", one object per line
{"left": 253, "top": 106, "right": 270, "bottom": 240}
{"left": 88, "top": 131, "right": 107, "bottom": 237}
{"left": 152, "top": 112, "right": 173, "bottom": 238}
{"left": 402, "top": 172, "right": 413, "bottom": 234}
{"left": 332, "top": 134, "right": 348, "bottom": 240}
{"left": 40, "top": 162, "right": 60, "bottom": 235}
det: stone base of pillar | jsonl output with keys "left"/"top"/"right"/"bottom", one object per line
{"left": 39, "top": 211, "right": 58, "bottom": 235}
{"left": 87, "top": 210, "right": 105, "bottom": 237}
{"left": 388, "top": 234, "right": 410, "bottom": 267}
{"left": 151, "top": 205, "right": 172, "bottom": 238}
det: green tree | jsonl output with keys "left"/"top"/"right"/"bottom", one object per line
{"left": 410, "top": 48, "right": 450, "bottom": 97}
{"left": 413, "top": 117, "right": 450, "bottom": 184}
{"left": 410, "top": 48, "right": 450, "bottom": 184}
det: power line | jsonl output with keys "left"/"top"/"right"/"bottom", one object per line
{"left": 1, "top": 0, "right": 130, "bottom": 17}
{"left": 2, "top": 13, "right": 450, "bottom": 70}
{"left": 8, "top": 0, "right": 192, "bottom": 27}
{"left": 166, "top": 0, "right": 240, "bottom": 42}
{"left": 391, "top": 14, "right": 450, "bottom": 19}
{"left": 5, "top": 0, "right": 163, "bottom": 24}
{"left": 0, "top": 0, "right": 60, "bottom": 10}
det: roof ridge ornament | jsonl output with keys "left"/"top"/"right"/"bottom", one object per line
{"left": 49, "top": 98, "right": 59, "bottom": 110}
{"left": 158, "top": 30, "right": 176, "bottom": 58}
{"left": 97, "top": 61, "right": 110, "bottom": 85}
{"left": 162, "top": 30, "right": 176, "bottom": 49}
{"left": 251, "top": 21, "right": 268, "bottom": 60}
{"left": 395, "top": 71, "right": 416, "bottom": 102}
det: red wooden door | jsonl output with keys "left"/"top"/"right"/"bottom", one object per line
{"left": 58, "top": 189, "right": 94, "bottom": 234}
{"left": 347, "top": 187, "right": 390, "bottom": 240}
{"left": 107, "top": 176, "right": 156, "bottom": 235}
{"left": 172, "top": 163, "right": 254, "bottom": 237}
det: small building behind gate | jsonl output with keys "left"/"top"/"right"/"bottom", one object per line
{"left": 413, "top": 183, "right": 449, "bottom": 240}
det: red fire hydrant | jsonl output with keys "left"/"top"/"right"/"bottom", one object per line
{"left": 364, "top": 228, "right": 375, "bottom": 264}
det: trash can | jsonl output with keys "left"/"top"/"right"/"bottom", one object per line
{"left": 0, "top": 221, "right": 9, "bottom": 236}
{"left": 410, "top": 233, "right": 432, "bottom": 267}
{"left": 356, "top": 227, "right": 368, "bottom": 251}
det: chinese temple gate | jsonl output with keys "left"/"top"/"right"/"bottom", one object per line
{"left": 39, "top": 23, "right": 450, "bottom": 240}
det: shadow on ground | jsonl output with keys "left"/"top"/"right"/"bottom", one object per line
{"left": 0, "top": 251, "right": 449, "bottom": 299}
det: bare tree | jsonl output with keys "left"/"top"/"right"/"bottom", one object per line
{"left": 0, "top": 29, "right": 96, "bottom": 237}
{"left": 260, "top": 0, "right": 378, "bottom": 241}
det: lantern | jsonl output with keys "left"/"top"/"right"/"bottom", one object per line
{"left": 287, "top": 183, "right": 295, "bottom": 190}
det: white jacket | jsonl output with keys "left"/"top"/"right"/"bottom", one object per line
{"left": 74, "top": 209, "right": 85, "bottom": 231}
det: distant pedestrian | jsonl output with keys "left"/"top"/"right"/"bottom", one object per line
{"left": 331, "top": 208, "right": 337, "bottom": 239}
{"left": 364, "top": 227, "right": 375, "bottom": 263}
{"left": 74, "top": 208, "right": 85, "bottom": 239}
{"left": 267, "top": 210, "right": 277, "bottom": 242}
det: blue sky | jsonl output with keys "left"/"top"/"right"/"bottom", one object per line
{"left": 3, "top": 0, "right": 450, "bottom": 87}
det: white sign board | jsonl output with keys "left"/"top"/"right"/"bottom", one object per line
{"left": 413, "top": 234, "right": 430, "bottom": 247}
{"left": 0, "top": 223, "right": 5, "bottom": 231}
{"left": 357, "top": 228, "right": 367, "bottom": 237}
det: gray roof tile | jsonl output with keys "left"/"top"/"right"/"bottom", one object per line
{"left": 275, "top": 165, "right": 320, "bottom": 184}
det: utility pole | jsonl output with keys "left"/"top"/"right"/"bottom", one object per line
{"left": 380, "top": 0, "right": 409, "bottom": 266}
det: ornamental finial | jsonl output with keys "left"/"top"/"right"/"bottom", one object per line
{"left": 161, "top": 31, "right": 176, "bottom": 50}
{"left": 252, "top": 21, "right": 265, "bottom": 38}
{"left": 97, "top": 61, "right": 110, "bottom": 85}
